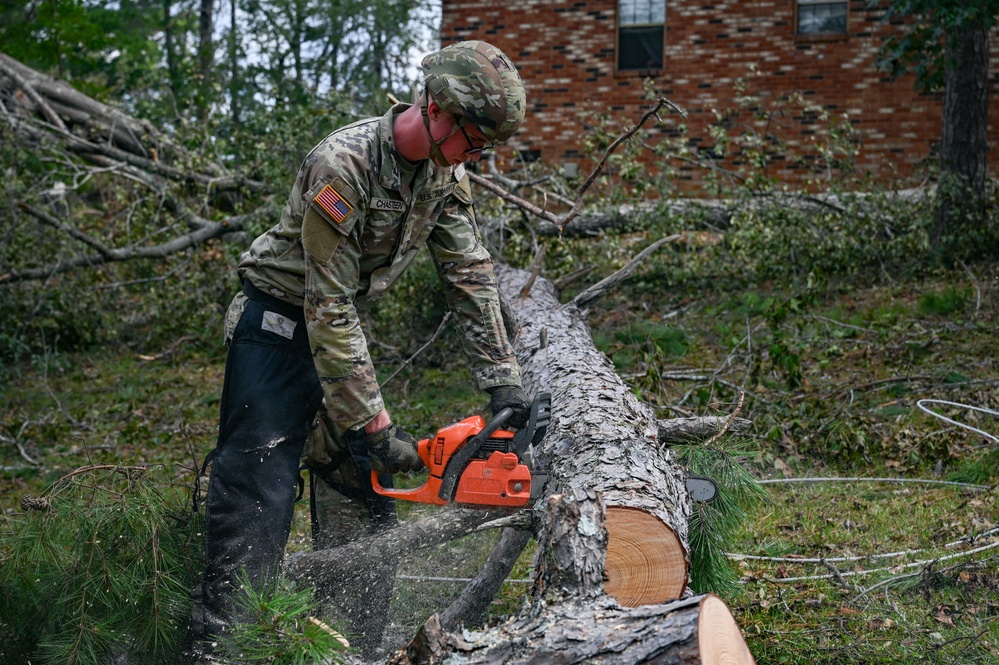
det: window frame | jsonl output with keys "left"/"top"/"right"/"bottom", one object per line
{"left": 795, "top": 0, "right": 849, "bottom": 39}
{"left": 616, "top": 0, "right": 666, "bottom": 75}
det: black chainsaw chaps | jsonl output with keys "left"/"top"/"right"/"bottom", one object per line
{"left": 186, "top": 296, "right": 323, "bottom": 655}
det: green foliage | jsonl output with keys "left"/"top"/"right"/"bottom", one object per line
{"left": 654, "top": 72, "right": 864, "bottom": 197}
{"left": 928, "top": 175, "right": 999, "bottom": 263}
{"left": 578, "top": 105, "right": 670, "bottom": 202}
{"left": 759, "top": 283, "right": 823, "bottom": 391}
{"left": 364, "top": 250, "right": 460, "bottom": 376}
{"left": 675, "top": 437, "right": 768, "bottom": 597}
{"left": 0, "top": 123, "right": 243, "bottom": 366}
{"left": 233, "top": 94, "right": 358, "bottom": 192}
{"left": 0, "top": 465, "right": 203, "bottom": 664}
{"left": 0, "top": 0, "right": 162, "bottom": 98}
{"left": 218, "top": 573, "right": 349, "bottom": 665}
{"left": 593, "top": 317, "right": 689, "bottom": 376}
{"left": 876, "top": 0, "right": 999, "bottom": 92}
{"left": 917, "top": 285, "right": 969, "bottom": 316}
{"left": 946, "top": 446, "right": 999, "bottom": 485}
{"left": 725, "top": 193, "right": 933, "bottom": 282}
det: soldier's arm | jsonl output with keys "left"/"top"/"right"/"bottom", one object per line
{"left": 300, "top": 171, "right": 386, "bottom": 432}
{"left": 426, "top": 179, "right": 522, "bottom": 391}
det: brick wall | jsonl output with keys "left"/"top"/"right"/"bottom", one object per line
{"left": 441, "top": 0, "right": 999, "bottom": 192}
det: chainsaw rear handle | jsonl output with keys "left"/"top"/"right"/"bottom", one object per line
{"left": 510, "top": 392, "right": 552, "bottom": 455}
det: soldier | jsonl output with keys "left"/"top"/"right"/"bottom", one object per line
{"left": 185, "top": 41, "right": 531, "bottom": 662}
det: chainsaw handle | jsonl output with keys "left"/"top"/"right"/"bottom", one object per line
{"left": 479, "top": 407, "right": 513, "bottom": 440}
{"left": 370, "top": 470, "right": 447, "bottom": 505}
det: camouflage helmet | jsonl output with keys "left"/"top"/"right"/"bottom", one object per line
{"left": 422, "top": 40, "right": 526, "bottom": 144}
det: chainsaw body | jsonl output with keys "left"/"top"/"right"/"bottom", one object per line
{"left": 371, "top": 393, "right": 551, "bottom": 508}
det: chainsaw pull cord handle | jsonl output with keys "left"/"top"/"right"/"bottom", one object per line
{"left": 436, "top": 407, "right": 513, "bottom": 502}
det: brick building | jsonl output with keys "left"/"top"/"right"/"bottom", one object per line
{"left": 441, "top": 0, "right": 998, "bottom": 192}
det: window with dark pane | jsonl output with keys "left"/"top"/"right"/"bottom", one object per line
{"left": 797, "top": 0, "right": 847, "bottom": 35}
{"left": 618, "top": 0, "right": 665, "bottom": 71}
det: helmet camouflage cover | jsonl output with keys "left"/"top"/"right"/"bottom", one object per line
{"left": 422, "top": 40, "right": 526, "bottom": 144}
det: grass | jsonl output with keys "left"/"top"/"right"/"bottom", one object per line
{"left": 733, "top": 480, "right": 998, "bottom": 664}
{"left": 580, "top": 250, "right": 999, "bottom": 664}
{"left": 1, "top": 244, "right": 998, "bottom": 662}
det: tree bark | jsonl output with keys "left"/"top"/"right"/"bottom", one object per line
{"left": 391, "top": 489, "right": 753, "bottom": 665}
{"left": 497, "top": 261, "right": 693, "bottom": 605}
{"left": 933, "top": 20, "right": 990, "bottom": 246}
{"left": 399, "top": 594, "right": 754, "bottom": 665}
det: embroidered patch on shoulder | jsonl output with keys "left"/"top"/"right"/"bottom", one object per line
{"left": 314, "top": 184, "right": 354, "bottom": 224}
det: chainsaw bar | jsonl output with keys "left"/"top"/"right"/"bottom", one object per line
{"left": 685, "top": 475, "right": 718, "bottom": 503}
{"left": 528, "top": 473, "right": 718, "bottom": 503}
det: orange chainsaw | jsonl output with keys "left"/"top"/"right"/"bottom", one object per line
{"left": 371, "top": 393, "right": 552, "bottom": 508}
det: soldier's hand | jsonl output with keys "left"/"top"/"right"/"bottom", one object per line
{"left": 487, "top": 385, "right": 531, "bottom": 429}
{"left": 365, "top": 424, "right": 424, "bottom": 474}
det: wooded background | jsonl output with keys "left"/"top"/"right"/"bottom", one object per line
{"left": 1, "top": 2, "right": 997, "bottom": 664}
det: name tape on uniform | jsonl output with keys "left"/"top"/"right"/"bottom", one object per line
{"left": 371, "top": 198, "right": 405, "bottom": 212}
{"left": 416, "top": 183, "right": 457, "bottom": 203}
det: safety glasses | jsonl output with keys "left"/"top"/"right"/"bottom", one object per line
{"left": 455, "top": 119, "right": 495, "bottom": 156}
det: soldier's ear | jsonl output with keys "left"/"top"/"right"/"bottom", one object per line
{"left": 427, "top": 100, "right": 444, "bottom": 120}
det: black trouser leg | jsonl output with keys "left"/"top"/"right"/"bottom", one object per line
{"left": 188, "top": 298, "right": 323, "bottom": 653}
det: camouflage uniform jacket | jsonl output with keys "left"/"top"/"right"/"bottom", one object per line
{"left": 236, "top": 103, "right": 521, "bottom": 432}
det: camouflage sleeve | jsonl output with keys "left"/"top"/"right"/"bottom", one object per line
{"left": 427, "top": 179, "right": 522, "bottom": 391}
{"left": 300, "top": 167, "right": 384, "bottom": 432}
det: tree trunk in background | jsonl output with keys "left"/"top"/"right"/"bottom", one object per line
{"left": 162, "top": 0, "right": 179, "bottom": 104}
{"left": 198, "top": 0, "right": 215, "bottom": 119}
{"left": 228, "top": 0, "right": 240, "bottom": 141}
{"left": 933, "top": 20, "right": 990, "bottom": 249}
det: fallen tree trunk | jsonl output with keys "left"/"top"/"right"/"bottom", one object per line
{"left": 498, "top": 261, "right": 693, "bottom": 605}
{"left": 401, "top": 591, "right": 754, "bottom": 665}
{"left": 393, "top": 488, "right": 753, "bottom": 665}
{"left": 384, "top": 258, "right": 757, "bottom": 663}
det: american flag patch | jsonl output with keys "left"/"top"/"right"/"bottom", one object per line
{"left": 314, "top": 184, "right": 353, "bottom": 223}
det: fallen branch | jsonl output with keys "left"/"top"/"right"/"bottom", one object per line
{"left": 570, "top": 234, "right": 683, "bottom": 308}
{"left": 2, "top": 202, "right": 278, "bottom": 285}
{"left": 657, "top": 415, "right": 752, "bottom": 446}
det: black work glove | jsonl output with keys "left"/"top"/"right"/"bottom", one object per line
{"left": 487, "top": 385, "right": 531, "bottom": 429}
{"left": 365, "top": 424, "right": 424, "bottom": 474}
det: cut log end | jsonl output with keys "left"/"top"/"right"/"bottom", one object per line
{"left": 699, "top": 594, "right": 757, "bottom": 665}
{"left": 603, "top": 505, "right": 688, "bottom": 606}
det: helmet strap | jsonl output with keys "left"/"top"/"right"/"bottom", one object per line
{"left": 420, "top": 92, "right": 453, "bottom": 168}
